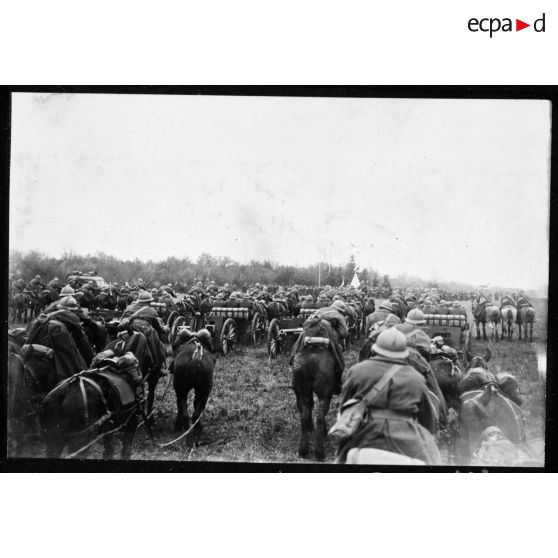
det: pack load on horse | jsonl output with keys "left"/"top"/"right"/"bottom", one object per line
{"left": 121, "top": 290, "right": 168, "bottom": 380}
{"left": 39, "top": 351, "right": 146, "bottom": 458}
{"left": 289, "top": 301, "right": 349, "bottom": 395}
{"left": 329, "top": 328, "right": 442, "bottom": 465}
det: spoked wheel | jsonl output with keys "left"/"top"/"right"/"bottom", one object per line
{"left": 221, "top": 318, "right": 237, "bottom": 355}
{"left": 171, "top": 315, "right": 189, "bottom": 345}
{"left": 267, "top": 318, "right": 281, "bottom": 359}
{"left": 251, "top": 312, "right": 266, "bottom": 346}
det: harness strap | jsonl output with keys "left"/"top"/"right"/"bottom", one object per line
{"left": 363, "top": 365, "right": 405, "bottom": 406}
{"left": 79, "top": 377, "right": 89, "bottom": 424}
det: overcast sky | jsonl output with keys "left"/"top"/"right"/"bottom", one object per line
{"left": 9, "top": 93, "right": 550, "bottom": 289}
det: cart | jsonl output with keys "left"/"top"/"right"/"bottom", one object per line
{"left": 422, "top": 314, "right": 471, "bottom": 366}
{"left": 206, "top": 305, "right": 267, "bottom": 355}
{"left": 267, "top": 307, "right": 315, "bottom": 359}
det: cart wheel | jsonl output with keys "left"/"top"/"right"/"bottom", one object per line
{"left": 221, "top": 318, "right": 237, "bottom": 355}
{"left": 171, "top": 315, "right": 189, "bottom": 345}
{"left": 251, "top": 312, "right": 266, "bottom": 346}
{"left": 267, "top": 318, "right": 281, "bottom": 359}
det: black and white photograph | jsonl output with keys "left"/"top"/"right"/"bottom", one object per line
{"left": 6, "top": 90, "right": 551, "bottom": 468}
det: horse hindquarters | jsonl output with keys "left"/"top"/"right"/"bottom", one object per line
{"left": 292, "top": 349, "right": 335, "bottom": 460}
{"left": 173, "top": 350, "right": 214, "bottom": 441}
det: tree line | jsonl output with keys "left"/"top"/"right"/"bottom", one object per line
{"left": 10, "top": 249, "right": 533, "bottom": 296}
{"left": 9, "top": 250, "right": 391, "bottom": 288}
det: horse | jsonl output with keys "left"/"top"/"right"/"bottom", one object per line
{"left": 500, "top": 305, "right": 518, "bottom": 341}
{"left": 464, "top": 347, "right": 492, "bottom": 371}
{"left": 292, "top": 342, "right": 338, "bottom": 460}
{"left": 7, "top": 332, "right": 65, "bottom": 455}
{"left": 517, "top": 305, "right": 536, "bottom": 342}
{"left": 429, "top": 355, "right": 463, "bottom": 412}
{"left": 36, "top": 288, "right": 58, "bottom": 315}
{"left": 473, "top": 301, "right": 501, "bottom": 342}
{"left": 455, "top": 346, "right": 525, "bottom": 464}
{"left": 457, "top": 384, "right": 525, "bottom": 464}
{"left": 39, "top": 355, "right": 142, "bottom": 459}
{"left": 105, "top": 328, "right": 161, "bottom": 422}
{"left": 171, "top": 330, "right": 216, "bottom": 444}
{"left": 10, "top": 291, "right": 34, "bottom": 323}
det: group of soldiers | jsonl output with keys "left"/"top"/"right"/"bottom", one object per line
{"left": 9, "top": 271, "right": 530, "bottom": 465}
{"left": 19, "top": 279, "right": 170, "bottom": 384}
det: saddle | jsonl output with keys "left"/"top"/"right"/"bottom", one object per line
{"left": 84, "top": 352, "right": 141, "bottom": 408}
{"left": 87, "top": 370, "right": 137, "bottom": 407}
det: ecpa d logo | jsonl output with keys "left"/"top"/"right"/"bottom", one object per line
{"left": 468, "top": 13, "right": 545, "bottom": 37}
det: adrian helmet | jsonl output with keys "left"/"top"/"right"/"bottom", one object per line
{"left": 405, "top": 308, "right": 427, "bottom": 326}
{"left": 58, "top": 295, "right": 80, "bottom": 311}
{"left": 331, "top": 300, "right": 348, "bottom": 315}
{"left": 379, "top": 300, "right": 394, "bottom": 312}
{"left": 137, "top": 290, "right": 154, "bottom": 303}
{"left": 59, "top": 285, "right": 75, "bottom": 298}
{"left": 372, "top": 328, "right": 409, "bottom": 359}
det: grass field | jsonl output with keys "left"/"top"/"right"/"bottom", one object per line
{"left": 12, "top": 298, "right": 548, "bottom": 464}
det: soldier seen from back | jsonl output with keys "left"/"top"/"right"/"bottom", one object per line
{"left": 334, "top": 327, "right": 442, "bottom": 465}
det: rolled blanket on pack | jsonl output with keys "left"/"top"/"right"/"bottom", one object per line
{"left": 303, "top": 336, "right": 330, "bottom": 349}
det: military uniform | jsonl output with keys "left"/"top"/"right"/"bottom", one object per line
{"left": 365, "top": 306, "right": 401, "bottom": 333}
{"left": 336, "top": 355, "right": 442, "bottom": 464}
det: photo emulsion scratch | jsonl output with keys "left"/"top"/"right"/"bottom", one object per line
{"left": 7, "top": 93, "right": 549, "bottom": 467}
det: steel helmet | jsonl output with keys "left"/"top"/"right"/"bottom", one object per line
{"left": 137, "top": 290, "right": 154, "bottom": 303}
{"left": 405, "top": 308, "right": 427, "bottom": 325}
{"left": 372, "top": 328, "right": 409, "bottom": 359}
{"left": 58, "top": 295, "right": 80, "bottom": 311}
{"left": 379, "top": 300, "right": 394, "bottom": 312}
{"left": 151, "top": 288, "right": 158, "bottom": 295}
{"left": 331, "top": 300, "right": 348, "bottom": 314}
{"left": 384, "top": 313, "right": 402, "bottom": 327}
{"left": 59, "top": 285, "right": 75, "bottom": 298}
